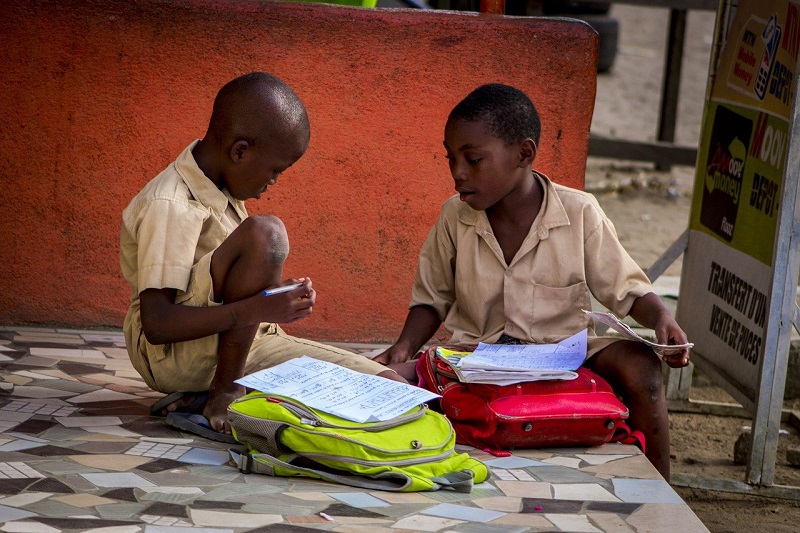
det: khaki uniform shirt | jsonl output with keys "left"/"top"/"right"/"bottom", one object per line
{"left": 411, "top": 172, "right": 652, "bottom": 349}
{"left": 121, "top": 141, "right": 246, "bottom": 307}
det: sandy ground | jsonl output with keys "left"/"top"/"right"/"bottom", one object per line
{"left": 588, "top": 4, "right": 800, "bottom": 531}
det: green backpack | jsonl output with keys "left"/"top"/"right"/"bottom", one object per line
{"left": 227, "top": 391, "right": 489, "bottom": 492}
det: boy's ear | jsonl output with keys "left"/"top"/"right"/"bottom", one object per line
{"left": 519, "top": 139, "right": 537, "bottom": 167}
{"left": 229, "top": 139, "right": 251, "bottom": 164}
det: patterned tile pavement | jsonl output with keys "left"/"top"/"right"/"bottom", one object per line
{"left": 0, "top": 325, "right": 709, "bottom": 532}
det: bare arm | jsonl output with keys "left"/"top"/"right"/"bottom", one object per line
{"left": 139, "top": 280, "right": 315, "bottom": 345}
{"left": 373, "top": 305, "right": 442, "bottom": 365}
{"left": 628, "top": 291, "right": 690, "bottom": 368}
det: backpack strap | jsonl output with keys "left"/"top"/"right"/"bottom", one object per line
{"left": 428, "top": 471, "right": 476, "bottom": 493}
{"left": 229, "top": 449, "right": 415, "bottom": 492}
{"left": 610, "top": 420, "right": 647, "bottom": 455}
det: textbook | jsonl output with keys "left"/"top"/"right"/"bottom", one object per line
{"left": 433, "top": 329, "right": 587, "bottom": 385}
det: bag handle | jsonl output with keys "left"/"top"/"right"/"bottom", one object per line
{"left": 229, "top": 449, "right": 414, "bottom": 492}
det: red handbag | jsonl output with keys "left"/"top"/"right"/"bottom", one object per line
{"left": 416, "top": 346, "right": 644, "bottom": 453}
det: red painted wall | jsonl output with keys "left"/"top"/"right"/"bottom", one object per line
{"left": 0, "top": 0, "right": 597, "bottom": 342}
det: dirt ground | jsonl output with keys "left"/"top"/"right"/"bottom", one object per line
{"left": 589, "top": 4, "right": 800, "bottom": 531}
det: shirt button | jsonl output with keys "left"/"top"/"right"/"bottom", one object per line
{"left": 505, "top": 270, "right": 512, "bottom": 277}
{"left": 507, "top": 324, "right": 514, "bottom": 332}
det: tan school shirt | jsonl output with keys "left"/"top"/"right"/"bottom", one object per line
{"left": 410, "top": 171, "right": 653, "bottom": 351}
{"left": 120, "top": 141, "right": 247, "bottom": 330}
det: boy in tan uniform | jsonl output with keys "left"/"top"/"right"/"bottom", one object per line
{"left": 121, "top": 72, "right": 404, "bottom": 441}
{"left": 376, "top": 83, "right": 690, "bottom": 480}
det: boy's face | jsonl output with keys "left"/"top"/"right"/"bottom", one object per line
{"left": 443, "top": 118, "right": 527, "bottom": 211}
{"left": 226, "top": 136, "right": 307, "bottom": 201}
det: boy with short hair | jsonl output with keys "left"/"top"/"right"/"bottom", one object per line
{"left": 375, "top": 83, "right": 689, "bottom": 480}
{"left": 121, "top": 72, "right": 405, "bottom": 441}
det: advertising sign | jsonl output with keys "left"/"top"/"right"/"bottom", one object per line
{"left": 678, "top": 0, "right": 800, "bottom": 401}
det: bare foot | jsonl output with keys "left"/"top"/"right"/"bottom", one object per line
{"left": 203, "top": 385, "right": 245, "bottom": 435}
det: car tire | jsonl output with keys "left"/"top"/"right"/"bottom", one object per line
{"left": 542, "top": 0, "right": 611, "bottom": 15}
{"left": 574, "top": 14, "right": 619, "bottom": 73}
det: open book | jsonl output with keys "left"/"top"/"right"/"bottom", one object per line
{"left": 583, "top": 310, "right": 694, "bottom": 357}
{"left": 433, "top": 329, "right": 587, "bottom": 386}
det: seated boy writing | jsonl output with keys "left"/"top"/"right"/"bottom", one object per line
{"left": 121, "top": 72, "right": 405, "bottom": 441}
{"left": 375, "top": 83, "right": 690, "bottom": 480}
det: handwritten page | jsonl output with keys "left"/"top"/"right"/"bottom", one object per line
{"left": 462, "top": 329, "right": 587, "bottom": 371}
{"left": 583, "top": 310, "right": 694, "bottom": 357}
{"left": 235, "top": 356, "right": 439, "bottom": 423}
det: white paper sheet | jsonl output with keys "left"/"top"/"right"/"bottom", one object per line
{"left": 462, "top": 329, "right": 588, "bottom": 371}
{"left": 583, "top": 310, "right": 694, "bottom": 357}
{"left": 234, "top": 356, "right": 439, "bottom": 423}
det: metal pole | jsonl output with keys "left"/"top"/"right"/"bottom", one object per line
{"left": 656, "top": 8, "right": 688, "bottom": 170}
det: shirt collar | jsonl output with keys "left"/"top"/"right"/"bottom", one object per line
{"left": 456, "top": 171, "right": 571, "bottom": 239}
{"left": 175, "top": 140, "right": 247, "bottom": 219}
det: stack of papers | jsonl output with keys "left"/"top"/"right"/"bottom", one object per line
{"left": 436, "top": 329, "right": 588, "bottom": 386}
{"left": 583, "top": 310, "right": 694, "bottom": 357}
{"left": 235, "top": 356, "right": 439, "bottom": 423}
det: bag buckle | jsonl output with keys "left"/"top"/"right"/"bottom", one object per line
{"left": 239, "top": 452, "right": 253, "bottom": 474}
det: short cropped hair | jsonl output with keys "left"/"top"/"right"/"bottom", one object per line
{"left": 448, "top": 83, "right": 541, "bottom": 146}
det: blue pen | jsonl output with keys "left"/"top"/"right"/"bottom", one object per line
{"left": 262, "top": 282, "right": 304, "bottom": 297}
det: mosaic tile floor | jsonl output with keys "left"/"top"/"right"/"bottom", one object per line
{"left": 0, "top": 325, "right": 709, "bottom": 532}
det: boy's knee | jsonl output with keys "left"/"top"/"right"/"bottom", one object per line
{"left": 239, "top": 215, "right": 289, "bottom": 265}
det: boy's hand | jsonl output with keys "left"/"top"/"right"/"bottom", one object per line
{"left": 251, "top": 278, "right": 316, "bottom": 324}
{"left": 654, "top": 313, "right": 690, "bottom": 368}
{"left": 373, "top": 344, "right": 416, "bottom": 366}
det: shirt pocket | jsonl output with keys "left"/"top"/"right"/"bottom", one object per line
{"left": 530, "top": 281, "right": 591, "bottom": 339}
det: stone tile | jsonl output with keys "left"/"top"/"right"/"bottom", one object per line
{"left": 368, "top": 492, "right": 433, "bottom": 504}
{"left": 521, "top": 497, "right": 583, "bottom": 514}
{"left": 471, "top": 496, "right": 522, "bottom": 512}
{"left": 421, "top": 502, "right": 505, "bottom": 522}
{"left": 26, "top": 478, "right": 74, "bottom": 494}
{"left": 69, "top": 390, "right": 142, "bottom": 404}
{"left": 29, "top": 348, "right": 107, "bottom": 360}
{"left": 627, "top": 503, "right": 710, "bottom": 531}
{"left": 142, "top": 501, "right": 189, "bottom": 518}
{"left": 0, "top": 505, "right": 37, "bottom": 523}
{"left": 52, "top": 493, "right": 117, "bottom": 507}
{"left": 493, "top": 480, "right": 552, "bottom": 498}
{"left": 80, "top": 472, "right": 156, "bottom": 488}
{"left": 7, "top": 386, "right": 75, "bottom": 399}
{"left": 69, "top": 454, "right": 151, "bottom": 472}
{"left": 0, "top": 492, "right": 53, "bottom": 507}
{"left": 483, "top": 456, "right": 549, "bottom": 469}
{"left": 320, "top": 503, "right": 388, "bottom": 518}
{"left": 582, "top": 455, "right": 662, "bottom": 479}
{"left": 586, "top": 511, "right": 636, "bottom": 531}
{"left": 189, "top": 509, "right": 282, "bottom": 528}
{"left": 545, "top": 514, "right": 602, "bottom": 532}
{"left": 552, "top": 483, "right": 620, "bottom": 502}
{"left": 528, "top": 465, "right": 603, "bottom": 484}
{"left": 0, "top": 520, "right": 61, "bottom": 532}
{"left": 328, "top": 492, "right": 391, "bottom": 508}
{"left": 392, "top": 514, "right": 465, "bottom": 531}
{"left": 543, "top": 456, "right": 584, "bottom": 469}
{"left": 611, "top": 478, "right": 685, "bottom": 504}
{"left": 576, "top": 453, "right": 631, "bottom": 465}
{"left": 283, "top": 491, "right": 337, "bottom": 502}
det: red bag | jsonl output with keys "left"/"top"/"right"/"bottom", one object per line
{"left": 416, "top": 346, "right": 643, "bottom": 452}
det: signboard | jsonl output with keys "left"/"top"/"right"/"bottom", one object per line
{"left": 678, "top": 0, "right": 800, "bottom": 403}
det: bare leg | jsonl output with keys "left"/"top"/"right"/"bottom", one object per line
{"left": 584, "top": 340, "right": 671, "bottom": 480}
{"left": 205, "top": 215, "right": 289, "bottom": 435}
